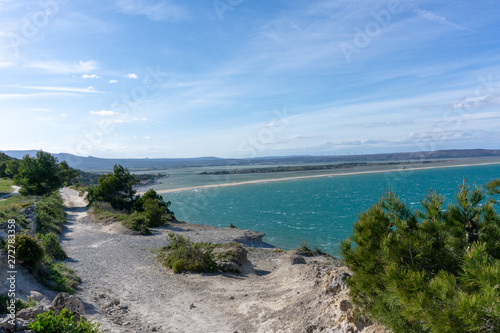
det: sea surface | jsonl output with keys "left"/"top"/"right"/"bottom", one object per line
{"left": 161, "top": 163, "right": 500, "bottom": 255}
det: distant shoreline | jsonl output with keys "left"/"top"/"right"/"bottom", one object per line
{"left": 146, "top": 160, "right": 500, "bottom": 195}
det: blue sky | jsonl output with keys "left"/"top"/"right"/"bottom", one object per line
{"left": 1, "top": 0, "right": 500, "bottom": 158}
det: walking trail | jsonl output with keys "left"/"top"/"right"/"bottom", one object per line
{"left": 59, "top": 188, "right": 386, "bottom": 333}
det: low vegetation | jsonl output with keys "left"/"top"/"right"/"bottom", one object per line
{"left": 295, "top": 242, "right": 326, "bottom": 257}
{"left": 0, "top": 293, "right": 36, "bottom": 314}
{"left": 29, "top": 308, "right": 102, "bottom": 333}
{"left": 341, "top": 179, "right": 500, "bottom": 332}
{"left": 157, "top": 233, "right": 218, "bottom": 274}
{"left": 156, "top": 235, "right": 249, "bottom": 274}
{"left": 36, "top": 191, "right": 66, "bottom": 234}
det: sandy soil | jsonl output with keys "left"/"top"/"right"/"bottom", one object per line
{"left": 57, "top": 188, "right": 387, "bottom": 333}
{"left": 148, "top": 160, "right": 500, "bottom": 194}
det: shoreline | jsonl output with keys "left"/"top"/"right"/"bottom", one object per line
{"left": 146, "top": 160, "right": 500, "bottom": 194}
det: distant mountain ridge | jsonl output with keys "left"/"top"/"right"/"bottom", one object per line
{"left": 2, "top": 149, "right": 500, "bottom": 171}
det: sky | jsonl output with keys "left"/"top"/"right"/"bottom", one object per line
{"left": 1, "top": 0, "right": 500, "bottom": 158}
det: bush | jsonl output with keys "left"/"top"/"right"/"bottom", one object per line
{"left": 295, "top": 242, "right": 326, "bottom": 257}
{"left": 340, "top": 180, "right": 500, "bottom": 332}
{"left": 160, "top": 233, "right": 217, "bottom": 274}
{"left": 10, "top": 234, "right": 44, "bottom": 268}
{"left": 120, "top": 212, "right": 151, "bottom": 235}
{"left": 29, "top": 308, "right": 101, "bottom": 333}
{"left": 36, "top": 191, "right": 66, "bottom": 234}
{"left": 142, "top": 197, "right": 165, "bottom": 227}
{"left": 37, "top": 259, "right": 81, "bottom": 293}
{"left": 38, "top": 233, "right": 67, "bottom": 260}
{"left": 87, "top": 165, "right": 138, "bottom": 212}
{"left": 134, "top": 189, "right": 175, "bottom": 225}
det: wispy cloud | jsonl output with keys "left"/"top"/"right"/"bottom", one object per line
{"left": 25, "top": 60, "right": 98, "bottom": 74}
{"left": 415, "top": 9, "right": 466, "bottom": 31}
{"left": 0, "top": 61, "right": 13, "bottom": 68}
{"left": 109, "top": 80, "right": 118, "bottom": 84}
{"left": 90, "top": 110, "right": 121, "bottom": 117}
{"left": 115, "top": 0, "right": 189, "bottom": 22}
{"left": 82, "top": 74, "right": 99, "bottom": 79}
{"left": 0, "top": 92, "right": 79, "bottom": 100}
{"left": 125, "top": 73, "right": 138, "bottom": 79}
{"left": 21, "top": 85, "right": 101, "bottom": 93}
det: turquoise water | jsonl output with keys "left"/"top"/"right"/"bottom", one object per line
{"left": 162, "top": 164, "right": 500, "bottom": 255}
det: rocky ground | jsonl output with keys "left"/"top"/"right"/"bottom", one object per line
{"left": 1, "top": 188, "right": 389, "bottom": 332}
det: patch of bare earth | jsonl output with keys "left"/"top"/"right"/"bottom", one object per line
{"left": 58, "top": 188, "right": 387, "bottom": 333}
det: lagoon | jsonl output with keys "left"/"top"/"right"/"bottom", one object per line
{"left": 157, "top": 163, "right": 500, "bottom": 255}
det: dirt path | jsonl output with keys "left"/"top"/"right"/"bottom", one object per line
{"left": 0, "top": 185, "right": 21, "bottom": 200}
{"left": 59, "top": 188, "right": 384, "bottom": 333}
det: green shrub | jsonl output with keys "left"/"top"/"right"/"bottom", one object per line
{"left": 36, "top": 191, "right": 66, "bottom": 234}
{"left": 120, "top": 212, "right": 151, "bottom": 235}
{"left": 29, "top": 308, "right": 101, "bottom": 333}
{"left": 38, "top": 232, "right": 67, "bottom": 260}
{"left": 340, "top": 180, "right": 500, "bottom": 333}
{"left": 229, "top": 223, "right": 237, "bottom": 228}
{"left": 37, "top": 259, "right": 81, "bottom": 293}
{"left": 10, "top": 234, "right": 45, "bottom": 268}
{"left": 142, "top": 197, "right": 164, "bottom": 227}
{"left": 160, "top": 233, "right": 217, "bottom": 274}
{"left": 296, "top": 242, "right": 326, "bottom": 256}
{"left": 0, "top": 294, "right": 36, "bottom": 314}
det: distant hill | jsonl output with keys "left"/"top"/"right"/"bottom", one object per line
{"left": 2, "top": 149, "right": 500, "bottom": 171}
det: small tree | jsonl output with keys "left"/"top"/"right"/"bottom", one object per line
{"left": 340, "top": 180, "right": 500, "bottom": 332}
{"left": 134, "top": 188, "right": 175, "bottom": 222}
{"left": 57, "top": 161, "right": 79, "bottom": 186}
{"left": 14, "top": 151, "right": 63, "bottom": 195}
{"left": 87, "top": 165, "right": 138, "bottom": 211}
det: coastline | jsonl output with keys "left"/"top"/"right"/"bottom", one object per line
{"left": 146, "top": 160, "right": 500, "bottom": 195}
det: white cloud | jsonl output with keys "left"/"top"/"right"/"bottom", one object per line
{"left": 0, "top": 61, "right": 13, "bottom": 68}
{"left": 25, "top": 60, "right": 98, "bottom": 74}
{"left": 415, "top": 9, "right": 466, "bottom": 31}
{"left": 90, "top": 110, "right": 120, "bottom": 117}
{"left": 36, "top": 117, "right": 53, "bottom": 122}
{"left": 21, "top": 85, "right": 100, "bottom": 93}
{"left": 125, "top": 73, "right": 138, "bottom": 79}
{"left": 116, "top": 0, "right": 189, "bottom": 22}
{"left": 31, "top": 107, "right": 52, "bottom": 112}
{"left": 82, "top": 74, "right": 99, "bottom": 79}
{"left": 109, "top": 80, "right": 118, "bottom": 84}
{"left": 0, "top": 92, "right": 78, "bottom": 100}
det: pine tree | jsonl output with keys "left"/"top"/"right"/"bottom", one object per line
{"left": 340, "top": 179, "right": 500, "bottom": 332}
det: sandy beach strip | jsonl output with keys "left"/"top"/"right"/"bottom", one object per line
{"left": 148, "top": 161, "right": 500, "bottom": 195}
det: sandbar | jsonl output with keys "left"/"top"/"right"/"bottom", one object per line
{"left": 146, "top": 160, "right": 500, "bottom": 194}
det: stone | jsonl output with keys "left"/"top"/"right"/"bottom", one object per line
{"left": 48, "top": 292, "right": 85, "bottom": 316}
{"left": 327, "top": 272, "right": 351, "bottom": 294}
{"left": 287, "top": 255, "right": 306, "bottom": 265}
{"left": 16, "top": 304, "right": 45, "bottom": 320}
{"left": 0, "top": 317, "right": 15, "bottom": 331}
{"left": 212, "top": 244, "right": 249, "bottom": 274}
{"left": 339, "top": 300, "right": 353, "bottom": 312}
